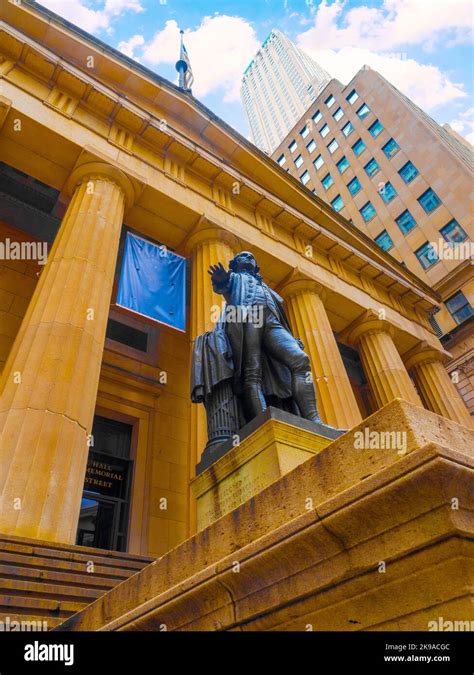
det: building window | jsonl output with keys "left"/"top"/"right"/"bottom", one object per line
{"left": 382, "top": 138, "right": 400, "bottom": 158}
{"left": 364, "top": 158, "right": 380, "bottom": 178}
{"left": 106, "top": 319, "right": 148, "bottom": 352}
{"left": 336, "top": 156, "right": 350, "bottom": 174}
{"left": 418, "top": 187, "right": 441, "bottom": 213}
{"left": 368, "top": 119, "right": 384, "bottom": 137}
{"left": 380, "top": 181, "right": 397, "bottom": 203}
{"left": 395, "top": 209, "right": 416, "bottom": 234}
{"left": 322, "top": 173, "right": 334, "bottom": 190}
{"left": 314, "top": 154, "right": 324, "bottom": 170}
{"left": 327, "top": 139, "right": 339, "bottom": 154}
{"left": 357, "top": 103, "right": 370, "bottom": 119}
{"left": 347, "top": 176, "right": 361, "bottom": 196}
{"left": 415, "top": 241, "right": 439, "bottom": 269}
{"left": 341, "top": 121, "right": 354, "bottom": 137}
{"left": 294, "top": 154, "right": 304, "bottom": 168}
{"left": 289, "top": 140, "right": 297, "bottom": 153}
{"left": 300, "top": 125, "right": 309, "bottom": 139}
{"left": 320, "top": 124, "right": 330, "bottom": 138}
{"left": 331, "top": 194, "right": 344, "bottom": 212}
{"left": 375, "top": 230, "right": 394, "bottom": 251}
{"left": 440, "top": 219, "right": 468, "bottom": 244}
{"left": 445, "top": 291, "right": 474, "bottom": 325}
{"left": 312, "top": 110, "right": 322, "bottom": 123}
{"left": 277, "top": 154, "right": 286, "bottom": 167}
{"left": 398, "top": 160, "right": 419, "bottom": 184}
{"left": 346, "top": 89, "right": 359, "bottom": 104}
{"left": 325, "top": 94, "right": 335, "bottom": 108}
{"left": 333, "top": 107, "right": 344, "bottom": 122}
{"left": 352, "top": 138, "right": 366, "bottom": 156}
{"left": 306, "top": 139, "right": 317, "bottom": 154}
{"left": 300, "top": 170, "right": 310, "bottom": 185}
{"left": 360, "top": 201, "right": 376, "bottom": 222}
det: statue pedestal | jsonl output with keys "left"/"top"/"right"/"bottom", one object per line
{"left": 191, "top": 407, "right": 345, "bottom": 531}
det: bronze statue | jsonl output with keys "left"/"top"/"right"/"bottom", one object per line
{"left": 191, "top": 251, "right": 335, "bottom": 450}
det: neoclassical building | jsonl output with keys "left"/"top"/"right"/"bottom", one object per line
{"left": 0, "top": 1, "right": 472, "bottom": 631}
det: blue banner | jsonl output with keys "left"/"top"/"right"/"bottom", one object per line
{"left": 117, "top": 233, "right": 186, "bottom": 332}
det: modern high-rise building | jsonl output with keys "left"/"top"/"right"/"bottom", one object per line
{"left": 271, "top": 66, "right": 474, "bottom": 415}
{"left": 240, "top": 29, "right": 331, "bottom": 153}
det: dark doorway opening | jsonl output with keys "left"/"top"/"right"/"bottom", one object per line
{"left": 76, "top": 416, "right": 133, "bottom": 552}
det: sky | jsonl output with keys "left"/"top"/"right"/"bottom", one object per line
{"left": 37, "top": 0, "right": 474, "bottom": 144}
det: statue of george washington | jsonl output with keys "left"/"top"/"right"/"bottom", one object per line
{"left": 191, "top": 251, "right": 332, "bottom": 450}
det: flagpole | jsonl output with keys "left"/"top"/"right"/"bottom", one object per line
{"left": 175, "top": 29, "right": 187, "bottom": 90}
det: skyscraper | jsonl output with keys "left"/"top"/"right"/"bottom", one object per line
{"left": 271, "top": 66, "right": 473, "bottom": 415}
{"left": 240, "top": 29, "right": 331, "bottom": 153}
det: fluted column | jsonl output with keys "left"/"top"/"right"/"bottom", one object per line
{"left": 185, "top": 225, "right": 238, "bottom": 532}
{"left": 279, "top": 275, "right": 362, "bottom": 428}
{"left": 0, "top": 161, "right": 137, "bottom": 543}
{"left": 405, "top": 343, "right": 473, "bottom": 428}
{"left": 342, "top": 310, "right": 422, "bottom": 409}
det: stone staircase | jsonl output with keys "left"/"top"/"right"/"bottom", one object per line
{"left": 0, "top": 533, "right": 155, "bottom": 630}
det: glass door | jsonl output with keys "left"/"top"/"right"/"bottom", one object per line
{"left": 76, "top": 416, "right": 133, "bottom": 552}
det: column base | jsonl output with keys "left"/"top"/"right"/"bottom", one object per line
{"left": 192, "top": 407, "right": 345, "bottom": 530}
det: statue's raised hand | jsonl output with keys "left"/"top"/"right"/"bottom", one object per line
{"left": 208, "top": 262, "right": 230, "bottom": 285}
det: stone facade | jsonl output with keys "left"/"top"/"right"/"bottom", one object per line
{"left": 0, "top": 2, "right": 472, "bottom": 631}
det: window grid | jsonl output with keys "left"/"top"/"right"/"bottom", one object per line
{"left": 382, "top": 138, "right": 400, "bottom": 159}
{"left": 347, "top": 176, "right": 361, "bottom": 195}
{"left": 415, "top": 242, "right": 439, "bottom": 269}
{"left": 360, "top": 201, "right": 376, "bottom": 222}
{"left": 375, "top": 230, "right": 394, "bottom": 251}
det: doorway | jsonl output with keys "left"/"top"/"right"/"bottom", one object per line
{"left": 76, "top": 415, "right": 134, "bottom": 552}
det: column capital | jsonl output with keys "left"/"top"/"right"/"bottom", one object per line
{"left": 277, "top": 268, "right": 329, "bottom": 302}
{"left": 182, "top": 216, "right": 240, "bottom": 255}
{"left": 403, "top": 341, "right": 451, "bottom": 371}
{"left": 65, "top": 160, "right": 139, "bottom": 210}
{"left": 340, "top": 308, "right": 394, "bottom": 346}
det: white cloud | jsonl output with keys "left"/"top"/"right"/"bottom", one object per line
{"left": 104, "top": 0, "right": 144, "bottom": 18}
{"left": 39, "top": 0, "right": 144, "bottom": 34}
{"left": 296, "top": 0, "right": 471, "bottom": 112}
{"left": 305, "top": 47, "right": 467, "bottom": 110}
{"left": 141, "top": 16, "right": 260, "bottom": 102}
{"left": 449, "top": 107, "right": 474, "bottom": 145}
{"left": 118, "top": 34, "right": 145, "bottom": 60}
{"left": 297, "top": 0, "right": 473, "bottom": 53}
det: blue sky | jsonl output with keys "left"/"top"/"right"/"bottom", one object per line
{"left": 40, "top": 0, "right": 474, "bottom": 143}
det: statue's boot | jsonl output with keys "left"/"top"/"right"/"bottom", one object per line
{"left": 242, "top": 381, "right": 267, "bottom": 422}
{"left": 293, "top": 371, "right": 347, "bottom": 432}
{"left": 292, "top": 371, "right": 323, "bottom": 423}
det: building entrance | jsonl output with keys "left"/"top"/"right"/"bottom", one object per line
{"left": 76, "top": 416, "right": 133, "bottom": 552}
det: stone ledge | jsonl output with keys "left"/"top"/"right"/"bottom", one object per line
{"left": 55, "top": 399, "right": 474, "bottom": 631}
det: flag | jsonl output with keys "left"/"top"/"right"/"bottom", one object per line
{"left": 116, "top": 233, "right": 186, "bottom": 332}
{"left": 178, "top": 30, "right": 194, "bottom": 91}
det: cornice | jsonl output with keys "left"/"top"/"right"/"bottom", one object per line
{"left": 0, "top": 14, "right": 443, "bottom": 341}
{"left": 0, "top": 9, "right": 438, "bottom": 306}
